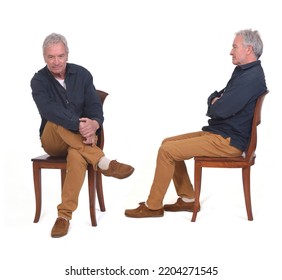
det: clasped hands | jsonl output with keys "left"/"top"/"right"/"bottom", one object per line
{"left": 79, "top": 118, "right": 99, "bottom": 146}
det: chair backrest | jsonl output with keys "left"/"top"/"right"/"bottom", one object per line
{"left": 96, "top": 90, "right": 109, "bottom": 150}
{"left": 244, "top": 90, "right": 268, "bottom": 160}
{"left": 97, "top": 90, "right": 108, "bottom": 105}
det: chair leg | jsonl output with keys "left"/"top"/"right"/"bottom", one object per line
{"left": 33, "top": 162, "right": 42, "bottom": 223}
{"left": 242, "top": 167, "right": 253, "bottom": 221}
{"left": 88, "top": 167, "right": 97, "bottom": 226}
{"left": 96, "top": 170, "right": 106, "bottom": 212}
{"left": 192, "top": 162, "right": 202, "bottom": 222}
{"left": 60, "top": 169, "right": 66, "bottom": 189}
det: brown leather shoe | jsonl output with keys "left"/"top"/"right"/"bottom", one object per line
{"left": 100, "top": 160, "right": 134, "bottom": 179}
{"left": 51, "top": 217, "right": 70, "bottom": 238}
{"left": 164, "top": 197, "right": 196, "bottom": 212}
{"left": 125, "top": 202, "right": 164, "bottom": 218}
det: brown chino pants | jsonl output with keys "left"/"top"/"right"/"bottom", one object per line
{"left": 146, "top": 131, "right": 242, "bottom": 210}
{"left": 40, "top": 122, "right": 105, "bottom": 220}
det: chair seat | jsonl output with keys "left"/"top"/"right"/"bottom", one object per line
{"left": 32, "top": 154, "right": 67, "bottom": 162}
{"left": 194, "top": 154, "right": 256, "bottom": 168}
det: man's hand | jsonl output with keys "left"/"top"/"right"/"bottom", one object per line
{"left": 211, "top": 93, "right": 223, "bottom": 104}
{"left": 82, "top": 135, "right": 98, "bottom": 146}
{"left": 79, "top": 118, "right": 100, "bottom": 138}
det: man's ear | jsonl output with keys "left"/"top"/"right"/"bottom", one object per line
{"left": 247, "top": 45, "right": 254, "bottom": 56}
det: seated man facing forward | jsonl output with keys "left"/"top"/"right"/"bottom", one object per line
{"left": 125, "top": 29, "right": 267, "bottom": 218}
{"left": 31, "top": 33, "right": 134, "bottom": 237}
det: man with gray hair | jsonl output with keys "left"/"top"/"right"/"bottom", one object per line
{"left": 125, "top": 29, "right": 267, "bottom": 218}
{"left": 31, "top": 33, "right": 134, "bottom": 237}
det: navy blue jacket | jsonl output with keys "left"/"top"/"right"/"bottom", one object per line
{"left": 31, "top": 63, "right": 104, "bottom": 137}
{"left": 202, "top": 60, "right": 267, "bottom": 151}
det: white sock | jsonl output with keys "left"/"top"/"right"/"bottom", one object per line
{"left": 98, "top": 156, "right": 111, "bottom": 170}
{"left": 181, "top": 197, "right": 195, "bottom": 203}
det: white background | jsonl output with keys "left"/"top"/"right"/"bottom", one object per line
{"left": 1, "top": 0, "right": 281, "bottom": 279}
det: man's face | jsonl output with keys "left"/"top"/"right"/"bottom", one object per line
{"left": 230, "top": 35, "right": 250, "bottom": 65}
{"left": 44, "top": 42, "right": 68, "bottom": 79}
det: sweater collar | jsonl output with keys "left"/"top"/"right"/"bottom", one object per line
{"left": 237, "top": 60, "right": 261, "bottom": 70}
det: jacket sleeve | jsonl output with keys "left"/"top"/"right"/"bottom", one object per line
{"left": 81, "top": 75, "right": 104, "bottom": 129}
{"left": 206, "top": 71, "right": 263, "bottom": 120}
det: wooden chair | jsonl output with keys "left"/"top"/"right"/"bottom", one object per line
{"left": 192, "top": 90, "right": 268, "bottom": 222}
{"left": 31, "top": 90, "right": 108, "bottom": 226}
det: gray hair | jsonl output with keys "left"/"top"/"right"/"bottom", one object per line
{"left": 42, "top": 33, "right": 69, "bottom": 55}
{"left": 235, "top": 29, "right": 263, "bottom": 59}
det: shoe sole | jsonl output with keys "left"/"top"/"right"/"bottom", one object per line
{"left": 51, "top": 233, "right": 68, "bottom": 238}
{"left": 164, "top": 208, "right": 200, "bottom": 212}
{"left": 125, "top": 214, "right": 164, "bottom": 218}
